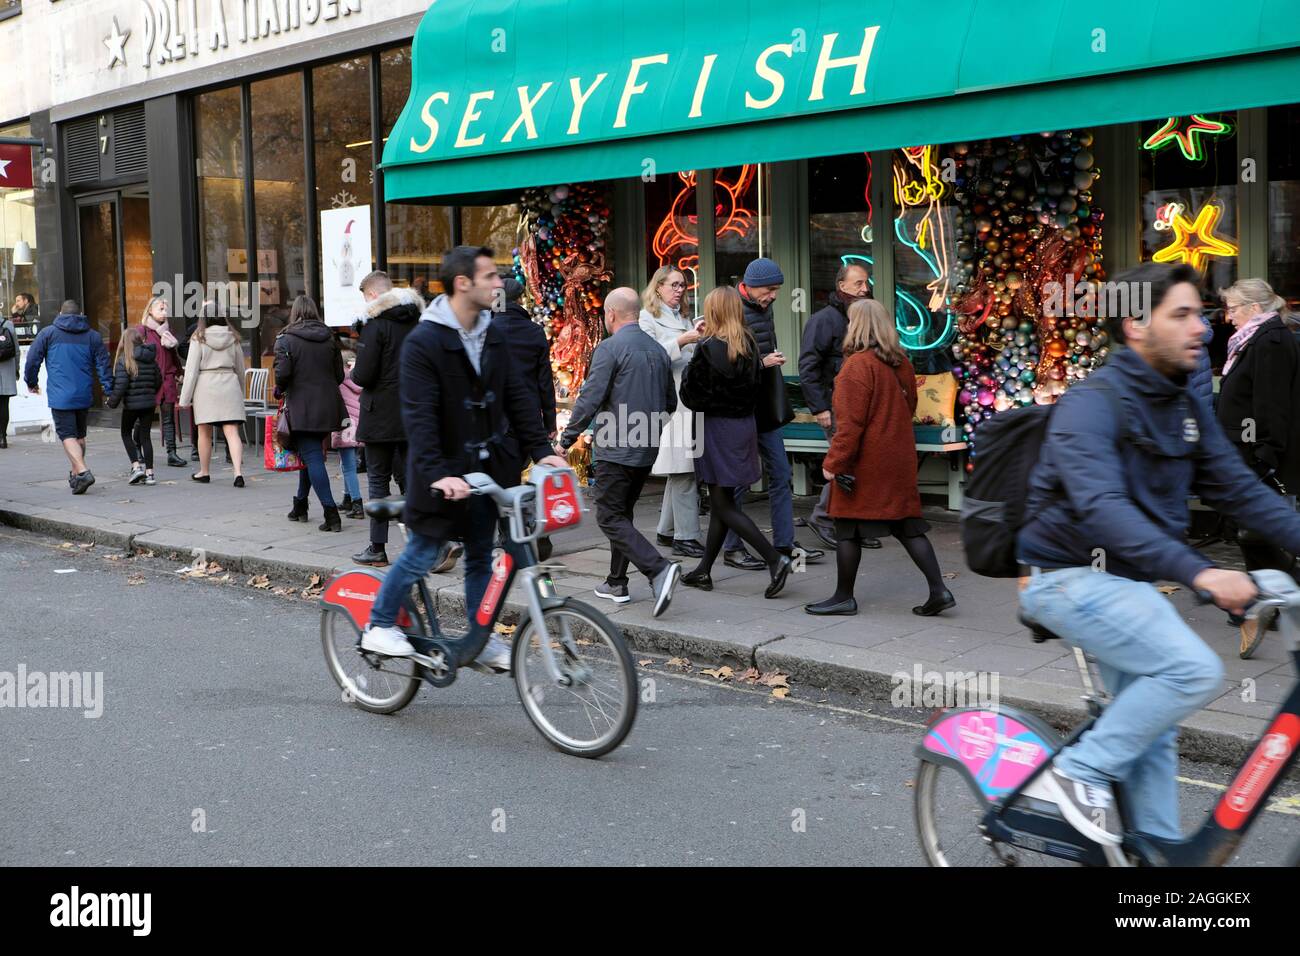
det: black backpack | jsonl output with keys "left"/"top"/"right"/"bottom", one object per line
{"left": 0, "top": 325, "right": 15, "bottom": 363}
{"left": 961, "top": 380, "right": 1127, "bottom": 577}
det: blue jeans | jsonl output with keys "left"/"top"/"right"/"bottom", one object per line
{"left": 294, "top": 432, "right": 336, "bottom": 509}
{"left": 370, "top": 496, "right": 530, "bottom": 633}
{"left": 724, "top": 426, "right": 794, "bottom": 552}
{"left": 338, "top": 447, "right": 361, "bottom": 501}
{"left": 1019, "top": 566, "right": 1225, "bottom": 840}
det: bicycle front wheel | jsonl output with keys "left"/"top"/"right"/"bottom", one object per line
{"left": 513, "top": 601, "right": 637, "bottom": 758}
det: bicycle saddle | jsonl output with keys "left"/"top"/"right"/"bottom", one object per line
{"left": 1018, "top": 612, "right": 1062, "bottom": 643}
{"left": 364, "top": 498, "right": 406, "bottom": 521}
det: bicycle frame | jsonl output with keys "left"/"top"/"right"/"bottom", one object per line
{"left": 917, "top": 568, "right": 1300, "bottom": 866}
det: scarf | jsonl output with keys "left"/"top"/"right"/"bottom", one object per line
{"left": 1223, "top": 311, "right": 1277, "bottom": 375}
{"left": 143, "top": 316, "right": 179, "bottom": 350}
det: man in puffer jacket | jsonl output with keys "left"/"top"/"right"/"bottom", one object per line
{"left": 24, "top": 300, "right": 114, "bottom": 494}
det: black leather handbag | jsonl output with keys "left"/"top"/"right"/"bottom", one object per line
{"left": 754, "top": 364, "right": 794, "bottom": 433}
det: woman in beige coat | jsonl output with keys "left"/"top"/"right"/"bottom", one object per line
{"left": 178, "top": 313, "right": 246, "bottom": 486}
{"left": 639, "top": 266, "right": 704, "bottom": 558}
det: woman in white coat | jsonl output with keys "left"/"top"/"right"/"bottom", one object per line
{"left": 639, "top": 266, "right": 704, "bottom": 558}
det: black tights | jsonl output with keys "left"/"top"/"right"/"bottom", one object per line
{"left": 696, "top": 483, "right": 779, "bottom": 574}
{"left": 0, "top": 395, "right": 9, "bottom": 436}
{"left": 121, "top": 409, "right": 156, "bottom": 470}
{"left": 829, "top": 531, "right": 947, "bottom": 602}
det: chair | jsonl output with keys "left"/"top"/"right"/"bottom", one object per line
{"left": 244, "top": 367, "right": 275, "bottom": 445}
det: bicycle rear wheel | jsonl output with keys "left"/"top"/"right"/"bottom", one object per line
{"left": 512, "top": 601, "right": 636, "bottom": 758}
{"left": 321, "top": 606, "right": 421, "bottom": 715}
{"left": 914, "top": 760, "right": 1080, "bottom": 866}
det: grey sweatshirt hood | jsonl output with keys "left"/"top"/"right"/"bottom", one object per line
{"left": 422, "top": 293, "right": 492, "bottom": 336}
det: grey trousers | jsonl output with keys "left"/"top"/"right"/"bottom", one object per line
{"left": 656, "top": 472, "right": 701, "bottom": 541}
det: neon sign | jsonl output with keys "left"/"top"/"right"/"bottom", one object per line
{"left": 1151, "top": 200, "right": 1238, "bottom": 273}
{"left": 1142, "top": 115, "right": 1232, "bottom": 163}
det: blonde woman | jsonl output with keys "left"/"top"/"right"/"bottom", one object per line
{"left": 677, "top": 286, "right": 792, "bottom": 598}
{"left": 138, "top": 295, "right": 186, "bottom": 466}
{"left": 639, "top": 266, "right": 705, "bottom": 558}
{"left": 805, "top": 298, "right": 953, "bottom": 617}
{"left": 178, "top": 310, "right": 247, "bottom": 487}
{"left": 1216, "top": 278, "right": 1300, "bottom": 656}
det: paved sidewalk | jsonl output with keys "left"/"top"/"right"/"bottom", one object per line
{"left": 0, "top": 425, "right": 1293, "bottom": 768}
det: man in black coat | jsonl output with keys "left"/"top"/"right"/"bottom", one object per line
{"left": 350, "top": 271, "right": 424, "bottom": 566}
{"left": 797, "top": 261, "right": 880, "bottom": 550}
{"left": 360, "top": 246, "right": 568, "bottom": 669}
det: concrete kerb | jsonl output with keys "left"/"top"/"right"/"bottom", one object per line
{"left": 1, "top": 507, "right": 1287, "bottom": 774}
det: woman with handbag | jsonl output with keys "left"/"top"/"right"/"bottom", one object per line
{"left": 804, "top": 298, "right": 954, "bottom": 617}
{"left": 639, "top": 266, "right": 705, "bottom": 558}
{"left": 138, "top": 295, "right": 187, "bottom": 467}
{"left": 332, "top": 348, "right": 365, "bottom": 520}
{"left": 677, "top": 286, "right": 793, "bottom": 598}
{"left": 274, "top": 295, "right": 346, "bottom": 532}
{"left": 178, "top": 309, "right": 246, "bottom": 487}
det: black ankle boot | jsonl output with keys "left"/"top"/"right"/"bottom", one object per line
{"left": 319, "top": 506, "right": 342, "bottom": 532}
{"left": 347, "top": 498, "right": 365, "bottom": 519}
{"left": 287, "top": 497, "right": 309, "bottom": 522}
{"left": 340, "top": 494, "right": 353, "bottom": 511}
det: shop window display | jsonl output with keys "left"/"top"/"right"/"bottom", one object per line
{"left": 313, "top": 56, "right": 374, "bottom": 287}
{"left": 646, "top": 170, "right": 700, "bottom": 316}
{"left": 892, "top": 146, "right": 959, "bottom": 375}
{"left": 712, "top": 164, "right": 771, "bottom": 288}
{"left": 0, "top": 120, "right": 37, "bottom": 311}
{"left": 808, "top": 153, "right": 874, "bottom": 313}
{"left": 1268, "top": 104, "right": 1300, "bottom": 306}
{"left": 195, "top": 87, "right": 247, "bottom": 295}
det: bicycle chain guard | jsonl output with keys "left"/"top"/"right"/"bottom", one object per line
{"left": 414, "top": 638, "right": 459, "bottom": 688}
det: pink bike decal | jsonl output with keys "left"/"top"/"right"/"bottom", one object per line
{"left": 923, "top": 710, "right": 1055, "bottom": 800}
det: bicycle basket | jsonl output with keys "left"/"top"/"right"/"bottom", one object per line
{"left": 530, "top": 465, "right": 585, "bottom": 536}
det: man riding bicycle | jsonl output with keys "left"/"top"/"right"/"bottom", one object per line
{"left": 362, "top": 246, "right": 568, "bottom": 668}
{"left": 1017, "top": 261, "right": 1300, "bottom": 846}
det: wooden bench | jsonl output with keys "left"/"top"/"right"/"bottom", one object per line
{"left": 782, "top": 418, "right": 968, "bottom": 510}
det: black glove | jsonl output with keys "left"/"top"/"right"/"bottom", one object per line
{"left": 834, "top": 472, "right": 856, "bottom": 494}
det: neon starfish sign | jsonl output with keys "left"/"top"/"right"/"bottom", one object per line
{"left": 1142, "top": 115, "right": 1232, "bottom": 163}
{"left": 1151, "top": 200, "right": 1238, "bottom": 273}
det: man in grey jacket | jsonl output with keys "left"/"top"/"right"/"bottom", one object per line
{"left": 561, "top": 287, "right": 681, "bottom": 617}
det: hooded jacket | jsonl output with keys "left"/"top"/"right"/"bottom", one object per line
{"left": 398, "top": 294, "right": 553, "bottom": 539}
{"left": 178, "top": 323, "right": 247, "bottom": 424}
{"left": 798, "top": 292, "right": 855, "bottom": 415}
{"left": 107, "top": 342, "right": 163, "bottom": 412}
{"left": 351, "top": 287, "right": 423, "bottom": 443}
{"left": 24, "top": 313, "right": 114, "bottom": 411}
{"left": 1018, "top": 346, "right": 1300, "bottom": 588}
{"left": 273, "top": 319, "right": 346, "bottom": 435}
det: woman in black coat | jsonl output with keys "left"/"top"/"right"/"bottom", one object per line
{"left": 274, "top": 295, "right": 346, "bottom": 531}
{"left": 1216, "top": 278, "right": 1300, "bottom": 656}
{"left": 107, "top": 326, "right": 162, "bottom": 485}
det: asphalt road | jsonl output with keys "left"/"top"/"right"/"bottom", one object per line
{"left": 1, "top": 528, "right": 1295, "bottom": 866}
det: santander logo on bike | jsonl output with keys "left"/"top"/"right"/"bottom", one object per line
{"left": 476, "top": 552, "right": 514, "bottom": 626}
{"left": 1214, "top": 714, "right": 1299, "bottom": 830}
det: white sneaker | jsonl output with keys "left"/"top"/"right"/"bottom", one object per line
{"left": 472, "top": 634, "right": 512, "bottom": 674}
{"left": 360, "top": 625, "right": 415, "bottom": 657}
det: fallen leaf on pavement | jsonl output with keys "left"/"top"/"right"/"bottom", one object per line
{"left": 736, "top": 667, "right": 762, "bottom": 683}
{"left": 494, "top": 623, "right": 516, "bottom": 634}
{"left": 247, "top": 575, "right": 271, "bottom": 589}
{"left": 136, "top": 548, "right": 155, "bottom": 558}
{"left": 127, "top": 574, "right": 146, "bottom": 586}
{"left": 104, "top": 553, "right": 125, "bottom": 562}
{"left": 771, "top": 687, "right": 789, "bottom": 700}
{"left": 700, "top": 665, "right": 733, "bottom": 681}
{"left": 637, "top": 659, "right": 653, "bottom": 667}
{"left": 272, "top": 587, "right": 295, "bottom": 597}
{"left": 943, "top": 571, "right": 959, "bottom": 580}
{"left": 666, "top": 657, "right": 691, "bottom": 669}
{"left": 77, "top": 543, "right": 94, "bottom": 550}
{"left": 218, "top": 574, "right": 232, "bottom": 583}
{"left": 759, "top": 672, "right": 790, "bottom": 688}
{"left": 60, "top": 542, "right": 75, "bottom": 550}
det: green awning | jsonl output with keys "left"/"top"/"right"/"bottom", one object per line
{"left": 383, "top": 0, "right": 1300, "bottom": 202}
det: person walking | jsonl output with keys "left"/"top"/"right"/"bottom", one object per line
{"left": 639, "top": 266, "right": 704, "bottom": 559}
{"left": 333, "top": 348, "right": 365, "bottom": 519}
{"left": 798, "top": 261, "right": 881, "bottom": 551}
{"left": 358, "top": 245, "right": 569, "bottom": 668}
{"left": 804, "top": 299, "right": 955, "bottom": 617}
{"left": 350, "top": 271, "right": 423, "bottom": 566}
{"left": 560, "top": 287, "right": 682, "bottom": 616}
{"left": 178, "top": 310, "right": 247, "bottom": 487}
{"left": 23, "top": 300, "right": 114, "bottom": 495}
{"left": 0, "top": 302, "right": 21, "bottom": 449}
{"left": 274, "top": 295, "right": 346, "bottom": 531}
{"left": 106, "top": 326, "right": 162, "bottom": 486}
{"left": 1215, "top": 277, "right": 1300, "bottom": 656}
{"left": 494, "top": 277, "right": 558, "bottom": 561}
{"left": 138, "top": 295, "right": 187, "bottom": 468}
{"left": 723, "top": 258, "right": 823, "bottom": 570}
{"left": 678, "top": 286, "right": 794, "bottom": 598}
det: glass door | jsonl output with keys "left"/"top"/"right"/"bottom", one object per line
{"left": 77, "top": 195, "right": 126, "bottom": 373}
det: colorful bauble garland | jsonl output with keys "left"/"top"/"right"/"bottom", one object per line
{"left": 512, "top": 183, "right": 613, "bottom": 400}
{"left": 947, "top": 131, "right": 1108, "bottom": 457}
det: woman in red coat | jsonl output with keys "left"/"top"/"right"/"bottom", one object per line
{"left": 804, "top": 298, "right": 955, "bottom": 617}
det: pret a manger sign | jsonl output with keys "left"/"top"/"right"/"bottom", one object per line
{"left": 386, "top": 16, "right": 881, "bottom": 168}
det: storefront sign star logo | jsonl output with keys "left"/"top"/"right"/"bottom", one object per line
{"left": 1142, "top": 115, "right": 1232, "bottom": 163}
{"left": 0, "top": 159, "right": 10, "bottom": 181}
{"left": 1152, "top": 201, "right": 1239, "bottom": 273}
{"left": 105, "top": 17, "right": 131, "bottom": 69}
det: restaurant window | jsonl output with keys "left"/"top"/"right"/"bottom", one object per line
{"left": 380, "top": 45, "right": 453, "bottom": 292}
{"left": 1139, "top": 111, "right": 1239, "bottom": 295}
{"left": 1268, "top": 104, "right": 1300, "bottom": 307}
{"left": 645, "top": 169, "right": 700, "bottom": 316}
{"left": 194, "top": 86, "right": 248, "bottom": 320}
{"left": 808, "top": 153, "right": 874, "bottom": 311}
{"left": 313, "top": 56, "right": 374, "bottom": 294}
{"left": 892, "top": 146, "right": 958, "bottom": 373}
{"left": 462, "top": 204, "right": 522, "bottom": 272}
{"left": 0, "top": 120, "right": 37, "bottom": 313}
{"left": 250, "top": 73, "right": 307, "bottom": 356}
{"left": 713, "top": 164, "right": 771, "bottom": 288}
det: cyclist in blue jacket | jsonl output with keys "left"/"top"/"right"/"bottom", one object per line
{"left": 1017, "top": 262, "right": 1300, "bottom": 845}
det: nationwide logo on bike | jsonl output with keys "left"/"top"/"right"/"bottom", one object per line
{"left": 1214, "top": 713, "right": 1299, "bottom": 830}
{"left": 476, "top": 552, "right": 514, "bottom": 626}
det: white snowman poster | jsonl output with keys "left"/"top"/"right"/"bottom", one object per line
{"left": 320, "top": 206, "right": 372, "bottom": 327}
